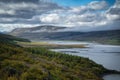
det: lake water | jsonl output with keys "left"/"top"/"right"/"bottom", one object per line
{"left": 47, "top": 41, "right": 120, "bottom": 80}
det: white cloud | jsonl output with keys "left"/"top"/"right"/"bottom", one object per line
{"left": 0, "top": 9, "right": 15, "bottom": 15}
{"left": 70, "top": 0, "right": 108, "bottom": 14}
{"left": 106, "top": 14, "right": 120, "bottom": 21}
{"left": 88, "top": 1, "right": 108, "bottom": 10}
{"left": 40, "top": 13, "right": 60, "bottom": 23}
{"left": 0, "top": 24, "right": 40, "bottom": 32}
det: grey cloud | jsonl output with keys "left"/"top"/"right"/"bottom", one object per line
{"left": 0, "top": 0, "right": 62, "bottom": 26}
{"left": 108, "top": 8, "right": 120, "bottom": 15}
{"left": 0, "top": 0, "right": 119, "bottom": 32}
{"left": 107, "top": 0, "right": 120, "bottom": 15}
{"left": 0, "top": 1, "right": 61, "bottom": 18}
{"left": 0, "top": 0, "right": 39, "bottom": 3}
{"left": 106, "top": 0, "right": 120, "bottom": 21}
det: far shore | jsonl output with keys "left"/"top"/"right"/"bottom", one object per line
{"left": 17, "top": 41, "right": 87, "bottom": 49}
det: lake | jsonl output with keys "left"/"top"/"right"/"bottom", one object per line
{"left": 47, "top": 40, "right": 120, "bottom": 80}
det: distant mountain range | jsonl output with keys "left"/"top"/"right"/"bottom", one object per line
{"left": 10, "top": 25, "right": 67, "bottom": 35}
{"left": 10, "top": 25, "right": 120, "bottom": 45}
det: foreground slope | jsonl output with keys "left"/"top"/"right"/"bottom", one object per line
{"left": 0, "top": 33, "right": 30, "bottom": 43}
{"left": 0, "top": 33, "right": 117, "bottom": 80}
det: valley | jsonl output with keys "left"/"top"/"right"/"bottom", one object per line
{"left": 10, "top": 25, "right": 120, "bottom": 45}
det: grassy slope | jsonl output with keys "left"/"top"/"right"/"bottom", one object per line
{"left": 0, "top": 33, "right": 117, "bottom": 80}
{"left": 0, "top": 33, "right": 30, "bottom": 46}
{"left": 17, "top": 42, "right": 86, "bottom": 49}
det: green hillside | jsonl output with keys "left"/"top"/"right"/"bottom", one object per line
{"left": 0, "top": 33, "right": 118, "bottom": 80}
{"left": 0, "top": 33, "right": 30, "bottom": 43}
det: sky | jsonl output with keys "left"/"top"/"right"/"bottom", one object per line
{"left": 52, "top": 0, "right": 115, "bottom": 6}
{"left": 0, "top": 0, "right": 119, "bottom": 32}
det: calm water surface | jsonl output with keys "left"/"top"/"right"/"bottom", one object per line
{"left": 47, "top": 41, "right": 120, "bottom": 80}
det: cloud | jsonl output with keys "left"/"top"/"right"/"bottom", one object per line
{"left": 106, "top": 0, "right": 120, "bottom": 21}
{"left": 70, "top": 0, "right": 109, "bottom": 14}
{"left": 0, "top": 9, "right": 15, "bottom": 15}
{"left": 0, "top": 0, "right": 62, "bottom": 29}
{"left": 0, "top": 0, "right": 120, "bottom": 32}
{"left": 40, "top": 13, "right": 60, "bottom": 23}
{"left": 0, "top": 1, "right": 61, "bottom": 18}
{"left": 39, "top": 1, "right": 108, "bottom": 27}
{"left": 88, "top": 1, "right": 108, "bottom": 10}
{"left": 106, "top": 13, "right": 120, "bottom": 21}
{"left": 0, "top": 24, "right": 40, "bottom": 32}
{"left": 0, "top": 0, "right": 39, "bottom": 3}
{"left": 39, "top": 0, "right": 120, "bottom": 31}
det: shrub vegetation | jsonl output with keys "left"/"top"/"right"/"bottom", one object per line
{"left": 0, "top": 33, "right": 109, "bottom": 80}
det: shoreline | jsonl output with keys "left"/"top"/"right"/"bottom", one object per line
{"left": 17, "top": 41, "right": 120, "bottom": 79}
{"left": 101, "top": 70, "right": 120, "bottom": 80}
{"left": 102, "top": 69, "right": 120, "bottom": 76}
{"left": 17, "top": 41, "right": 87, "bottom": 48}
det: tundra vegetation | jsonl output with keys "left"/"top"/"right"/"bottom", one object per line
{"left": 0, "top": 33, "right": 118, "bottom": 80}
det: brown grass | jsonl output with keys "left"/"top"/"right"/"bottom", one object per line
{"left": 17, "top": 42, "right": 86, "bottom": 48}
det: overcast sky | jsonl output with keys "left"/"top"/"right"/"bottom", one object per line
{"left": 0, "top": 0, "right": 120, "bottom": 32}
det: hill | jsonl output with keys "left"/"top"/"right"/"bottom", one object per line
{"left": 0, "top": 33, "right": 116, "bottom": 80}
{"left": 0, "top": 33, "right": 30, "bottom": 43}
{"left": 10, "top": 25, "right": 120, "bottom": 45}
{"left": 10, "top": 25, "right": 67, "bottom": 36}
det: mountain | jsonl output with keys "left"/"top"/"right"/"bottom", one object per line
{"left": 10, "top": 25, "right": 67, "bottom": 36}
{"left": 10, "top": 25, "right": 120, "bottom": 45}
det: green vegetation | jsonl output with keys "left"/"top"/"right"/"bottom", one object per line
{"left": 0, "top": 33, "right": 30, "bottom": 42}
{"left": 101, "top": 39, "right": 120, "bottom": 45}
{"left": 0, "top": 33, "right": 30, "bottom": 45}
{"left": 0, "top": 33, "right": 117, "bottom": 80}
